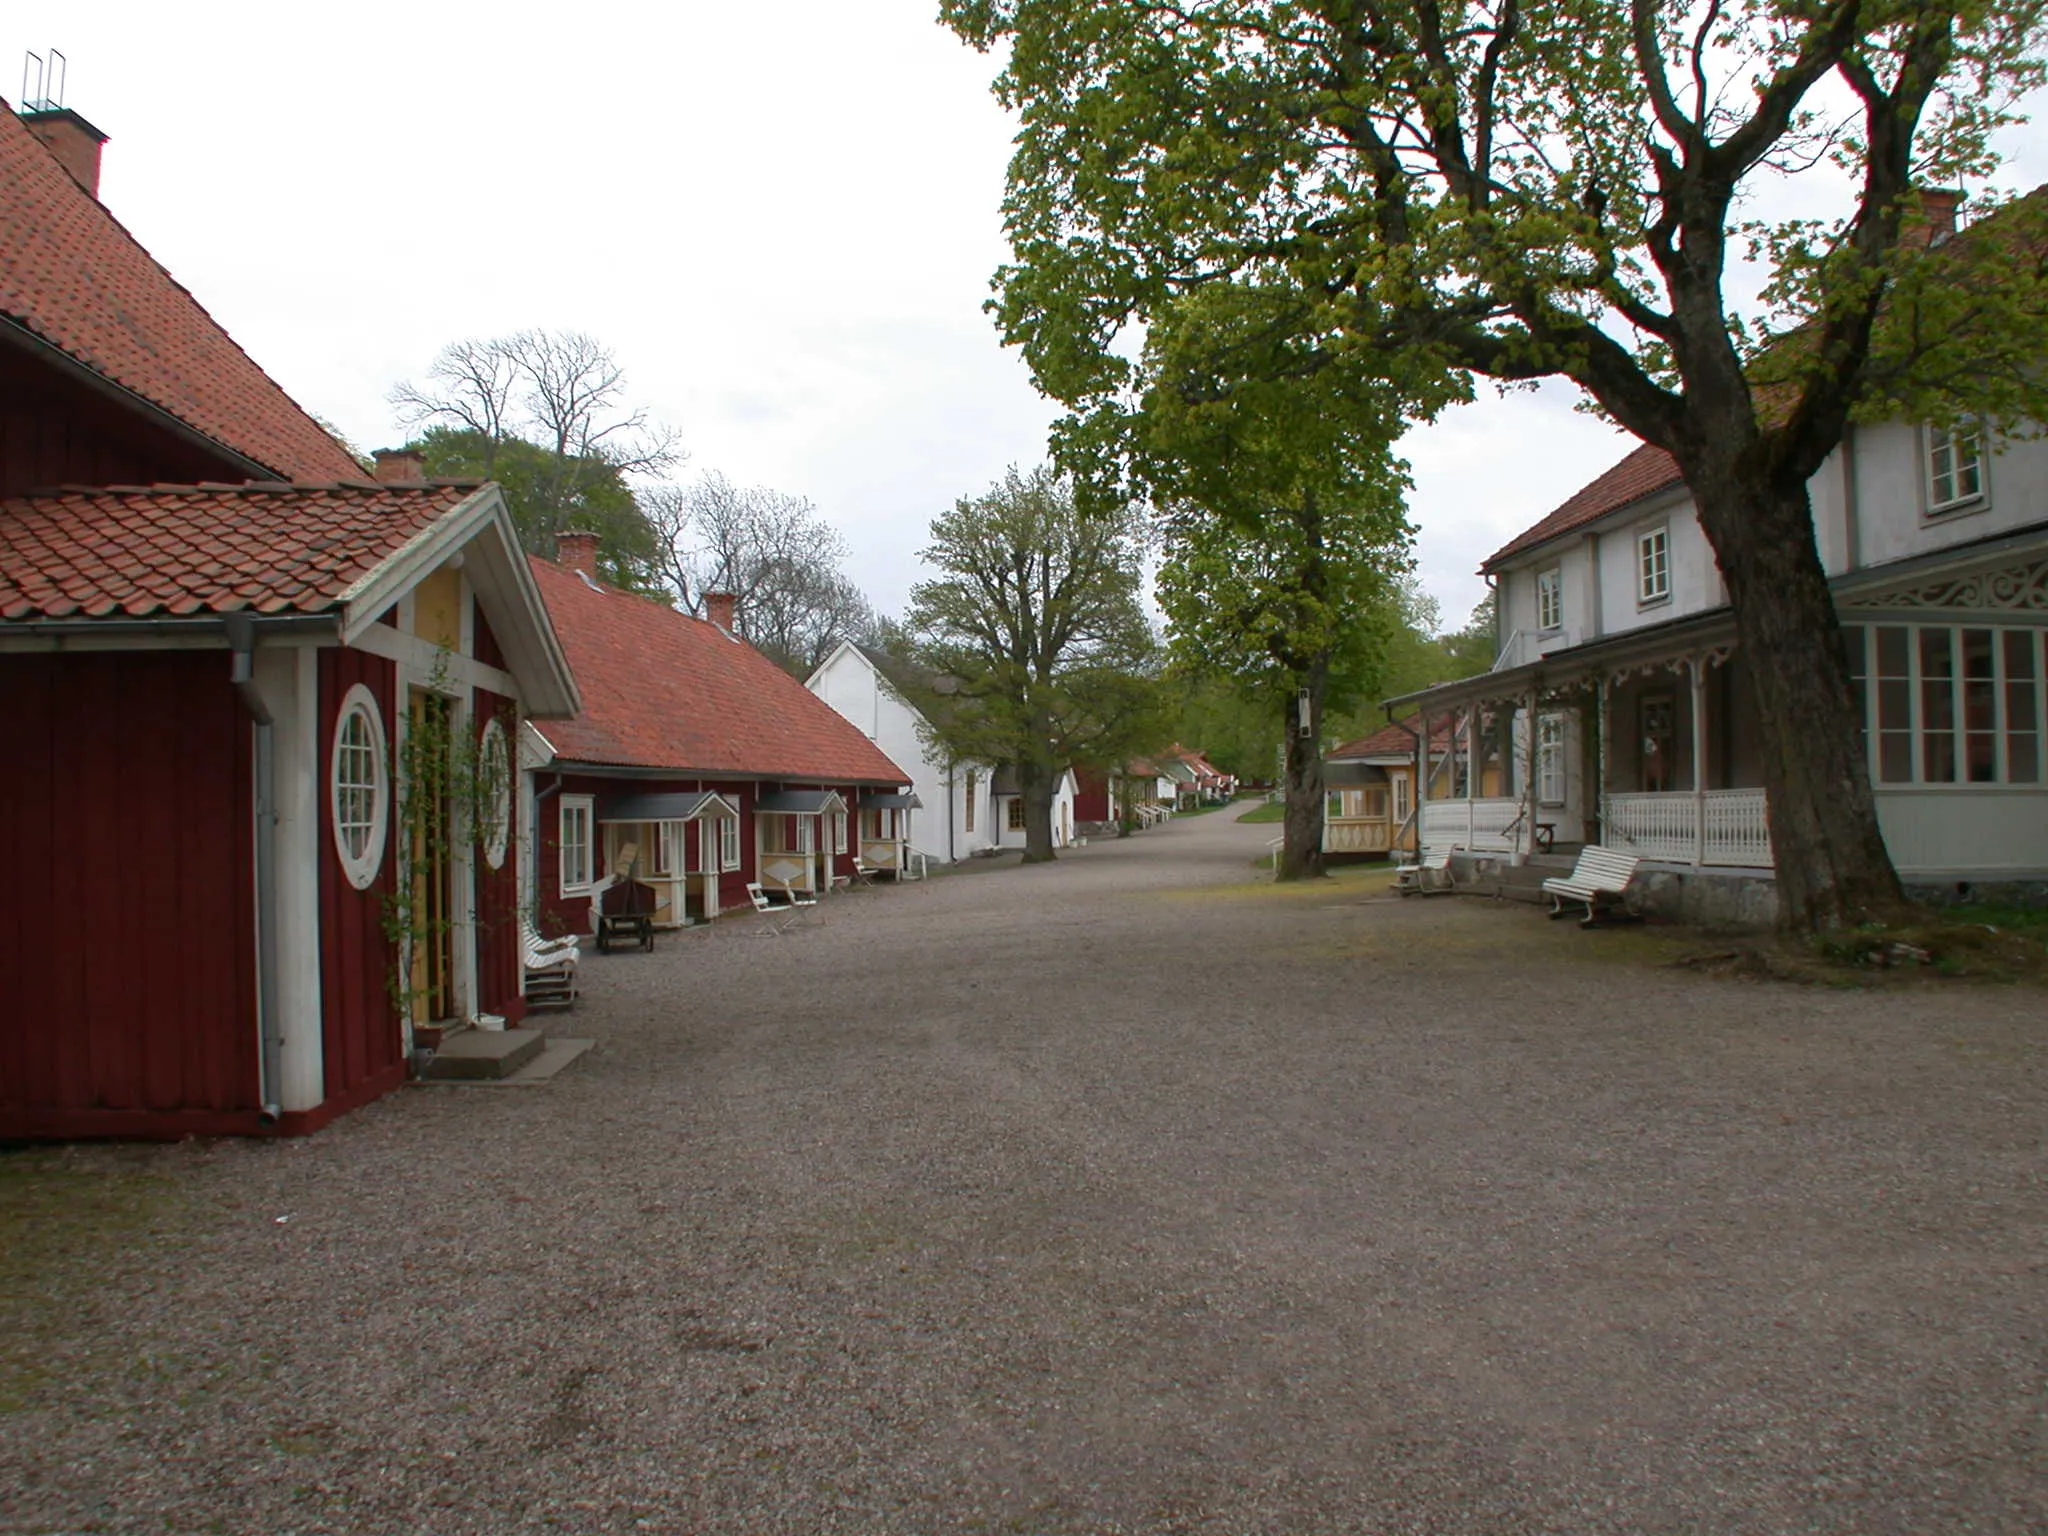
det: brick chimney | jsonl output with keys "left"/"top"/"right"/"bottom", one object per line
{"left": 703, "top": 591, "right": 737, "bottom": 633}
{"left": 1907, "top": 187, "right": 1963, "bottom": 248}
{"left": 23, "top": 107, "right": 108, "bottom": 199}
{"left": 371, "top": 447, "right": 426, "bottom": 484}
{"left": 555, "top": 530, "right": 601, "bottom": 580}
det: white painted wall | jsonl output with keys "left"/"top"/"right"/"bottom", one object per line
{"left": 1495, "top": 421, "right": 2048, "bottom": 645}
{"left": 806, "top": 643, "right": 999, "bottom": 861}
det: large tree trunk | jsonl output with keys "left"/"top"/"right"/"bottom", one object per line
{"left": 1276, "top": 664, "right": 1327, "bottom": 882}
{"left": 1686, "top": 463, "right": 1908, "bottom": 930}
{"left": 1019, "top": 757, "right": 1059, "bottom": 863}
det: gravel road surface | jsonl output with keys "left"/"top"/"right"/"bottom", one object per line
{"left": 5, "top": 809, "right": 2043, "bottom": 1534}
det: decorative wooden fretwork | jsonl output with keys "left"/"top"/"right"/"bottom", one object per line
{"left": 1843, "top": 554, "right": 2048, "bottom": 613}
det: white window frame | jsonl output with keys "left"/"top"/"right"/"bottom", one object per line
{"left": 1535, "top": 566, "right": 1562, "bottom": 633}
{"left": 558, "top": 795, "right": 594, "bottom": 894}
{"left": 1926, "top": 422, "right": 1986, "bottom": 514}
{"left": 1536, "top": 713, "right": 1567, "bottom": 806}
{"left": 1391, "top": 771, "right": 1412, "bottom": 827}
{"left": 1636, "top": 525, "right": 1670, "bottom": 606}
{"left": 1849, "top": 622, "right": 2045, "bottom": 787}
{"left": 718, "top": 808, "right": 741, "bottom": 872}
{"left": 477, "top": 716, "right": 512, "bottom": 870}
{"left": 830, "top": 810, "right": 848, "bottom": 854}
{"left": 330, "top": 683, "right": 389, "bottom": 891}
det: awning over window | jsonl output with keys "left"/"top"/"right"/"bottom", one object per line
{"left": 754, "top": 789, "right": 846, "bottom": 816}
{"left": 1323, "top": 762, "right": 1390, "bottom": 788}
{"left": 988, "top": 766, "right": 1021, "bottom": 797}
{"left": 598, "top": 791, "right": 735, "bottom": 823}
{"left": 862, "top": 791, "right": 922, "bottom": 809}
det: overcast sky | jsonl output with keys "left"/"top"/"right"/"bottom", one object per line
{"left": 14, "top": 2, "right": 2047, "bottom": 630}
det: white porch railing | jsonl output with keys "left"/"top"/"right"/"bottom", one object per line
{"left": 1323, "top": 818, "right": 1394, "bottom": 854}
{"left": 1604, "top": 788, "right": 1774, "bottom": 868}
{"left": 1419, "top": 798, "right": 1521, "bottom": 853}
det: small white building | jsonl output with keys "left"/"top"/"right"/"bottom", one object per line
{"left": 806, "top": 641, "right": 1000, "bottom": 863}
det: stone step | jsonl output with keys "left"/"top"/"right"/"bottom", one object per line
{"left": 420, "top": 1026, "right": 547, "bottom": 1081}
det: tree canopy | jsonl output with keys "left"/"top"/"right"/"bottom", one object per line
{"left": 904, "top": 465, "right": 1166, "bottom": 861}
{"left": 942, "top": 0, "right": 2048, "bottom": 929}
{"left": 395, "top": 330, "right": 682, "bottom": 594}
{"left": 642, "top": 471, "right": 877, "bottom": 676}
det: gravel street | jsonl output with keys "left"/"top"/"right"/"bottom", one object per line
{"left": 5, "top": 809, "right": 2044, "bottom": 1535}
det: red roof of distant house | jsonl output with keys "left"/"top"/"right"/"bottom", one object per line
{"left": 530, "top": 557, "right": 911, "bottom": 784}
{"left": 0, "top": 481, "right": 480, "bottom": 619}
{"left": 0, "top": 103, "right": 361, "bottom": 484}
{"left": 1481, "top": 443, "right": 1681, "bottom": 572}
{"left": 1331, "top": 714, "right": 1453, "bottom": 759}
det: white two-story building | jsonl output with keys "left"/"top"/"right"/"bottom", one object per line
{"left": 1391, "top": 416, "right": 2048, "bottom": 902}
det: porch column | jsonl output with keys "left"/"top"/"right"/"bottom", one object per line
{"left": 1689, "top": 657, "right": 1708, "bottom": 869}
{"left": 1416, "top": 709, "right": 1430, "bottom": 851}
{"left": 1522, "top": 687, "right": 1540, "bottom": 860}
{"left": 1594, "top": 674, "right": 1611, "bottom": 848}
{"left": 1464, "top": 705, "right": 1477, "bottom": 845}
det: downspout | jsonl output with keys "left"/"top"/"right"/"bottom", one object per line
{"left": 223, "top": 614, "right": 282, "bottom": 1123}
{"left": 946, "top": 766, "right": 957, "bottom": 863}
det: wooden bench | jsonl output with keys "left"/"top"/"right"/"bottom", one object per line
{"left": 1394, "top": 848, "right": 1454, "bottom": 897}
{"left": 1541, "top": 847, "right": 1642, "bottom": 926}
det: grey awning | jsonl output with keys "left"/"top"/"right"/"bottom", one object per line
{"left": 1323, "top": 762, "right": 1389, "bottom": 788}
{"left": 988, "top": 766, "right": 1021, "bottom": 796}
{"left": 598, "top": 791, "right": 734, "bottom": 823}
{"left": 755, "top": 789, "right": 846, "bottom": 815}
{"left": 863, "top": 791, "right": 921, "bottom": 809}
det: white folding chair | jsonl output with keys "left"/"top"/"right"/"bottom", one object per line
{"left": 746, "top": 882, "right": 799, "bottom": 936}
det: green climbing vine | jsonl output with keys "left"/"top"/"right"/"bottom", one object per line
{"left": 378, "top": 651, "right": 516, "bottom": 1022}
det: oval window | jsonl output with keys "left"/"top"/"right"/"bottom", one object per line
{"left": 479, "top": 716, "right": 512, "bottom": 870}
{"left": 331, "top": 684, "right": 389, "bottom": 890}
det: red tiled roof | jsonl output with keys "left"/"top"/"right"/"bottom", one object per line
{"left": 0, "top": 481, "right": 479, "bottom": 619}
{"left": 1481, "top": 443, "right": 1681, "bottom": 572}
{"left": 1, "top": 103, "right": 362, "bottom": 483}
{"left": 1331, "top": 714, "right": 1452, "bottom": 759}
{"left": 530, "top": 557, "right": 911, "bottom": 784}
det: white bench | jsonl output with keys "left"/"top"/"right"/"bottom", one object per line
{"left": 1541, "top": 847, "right": 1642, "bottom": 926}
{"left": 1394, "top": 847, "right": 1454, "bottom": 897}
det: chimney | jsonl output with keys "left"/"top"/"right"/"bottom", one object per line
{"left": 1907, "top": 187, "right": 1963, "bottom": 249}
{"left": 23, "top": 107, "right": 108, "bottom": 199}
{"left": 371, "top": 447, "right": 426, "bottom": 484}
{"left": 555, "top": 530, "right": 601, "bottom": 580}
{"left": 703, "top": 590, "right": 737, "bottom": 633}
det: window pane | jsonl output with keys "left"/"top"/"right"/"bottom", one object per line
{"left": 1879, "top": 679, "right": 1911, "bottom": 731}
{"left": 1879, "top": 733, "right": 1914, "bottom": 783}
{"left": 2010, "top": 735, "right": 2040, "bottom": 784}
{"left": 1923, "top": 732, "right": 1956, "bottom": 782}
{"left": 1962, "top": 629, "right": 1995, "bottom": 681}
{"left": 1876, "top": 626, "right": 1910, "bottom": 677}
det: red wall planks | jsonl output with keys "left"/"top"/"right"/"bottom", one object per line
{"left": 316, "top": 648, "right": 403, "bottom": 1101}
{"left": 0, "top": 652, "right": 258, "bottom": 1131}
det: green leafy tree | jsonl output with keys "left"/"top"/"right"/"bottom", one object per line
{"left": 904, "top": 465, "right": 1165, "bottom": 862}
{"left": 1158, "top": 489, "right": 1411, "bottom": 879}
{"left": 394, "top": 330, "right": 682, "bottom": 596}
{"left": 944, "top": 0, "right": 2048, "bottom": 931}
{"left": 412, "top": 427, "right": 664, "bottom": 594}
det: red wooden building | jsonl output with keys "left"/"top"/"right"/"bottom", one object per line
{"left": 524, "top": 536, "right": 912, "bottom": 933}
{"left": 0, "top": 101, "right": 579, "bottom": 1138}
